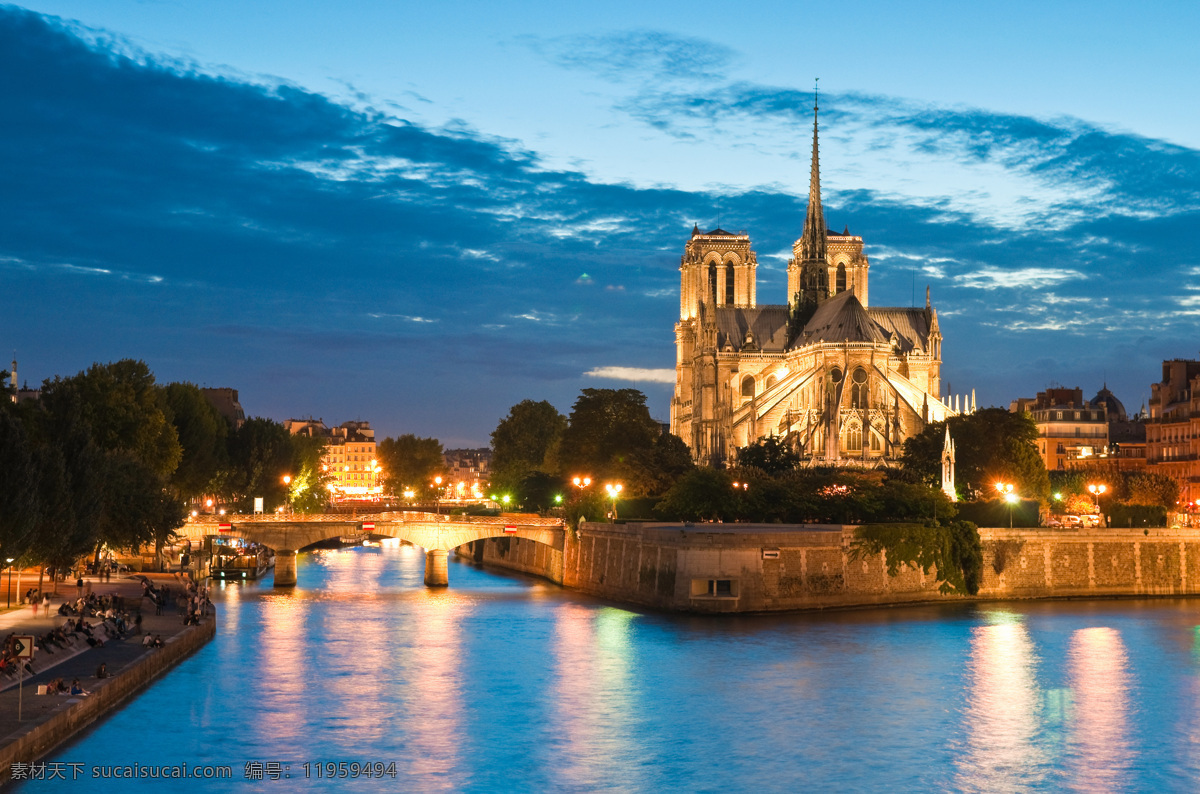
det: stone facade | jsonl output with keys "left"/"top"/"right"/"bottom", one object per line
{"left": 670, "top": 98, "right": 960, "bottom": 467}
{"left": 470, "top": 523, "right": 1200, "bottom": 613}
{"left": 1147, "top": 359, "right": 1200, "bottom": 505}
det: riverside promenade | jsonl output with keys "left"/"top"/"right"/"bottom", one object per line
{"left": 0, "top": 574, "right": 216, "bottom": 783}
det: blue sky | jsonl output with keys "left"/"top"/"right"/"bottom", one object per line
{"left": 2, "top": 1, "right": 1198, "bottom": 446}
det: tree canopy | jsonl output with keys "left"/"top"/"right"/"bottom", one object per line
{"left": 901, "top": 408, "right": 1049, "bottom": 501}
{"left": 378, "top": 434, "right": 445, "bottom": 498}
{"left": 490, "top": 399, "right": 566, "bottom": 494}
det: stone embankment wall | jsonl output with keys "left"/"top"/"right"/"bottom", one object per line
{"left": 465, "top": 523, "right": 1200, "bottom": 613}
{"left": 0, "top": 618, "right": 216, "bottom": 779}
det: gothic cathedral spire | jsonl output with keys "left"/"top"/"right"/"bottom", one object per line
{"left": 798, "top": 88, "right": 826, "bottom": 265}
{"left": 789, "top": 85, "right": 830, "bottom": 310}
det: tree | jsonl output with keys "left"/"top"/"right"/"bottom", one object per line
{"left": 736, "top": 436, "right": 801, "bottom": 475}
{"left": 223, "top": 417, "right": 294, "bottom": 511}
{"left": 162, "top": 382, "right": 229, "bottom": 501}
{"left": 900, "top": 408, "right": 1049, "bottom": 501}
{"left": 0, "top": 409, "right": 40, "bottom": 561}
{"left": 557, "top": 389, "right": 662, "bottom": 495}
{"left": 490, "top": 400, "right": 566, "bottom": 494}
{"left": 655, "top": 468, "right": 737, "bottom": 522}
{"left": 288, "top": 433, "right": 333, "bottom": 513}
{"left": 38, "top": 359, "right": 181, "bottom": 478}
{"left": 1123, "top": 471, "right": 1179, "bottom": 508}
{"left": 378, "top": 434, "right": 445, "bottom": 497}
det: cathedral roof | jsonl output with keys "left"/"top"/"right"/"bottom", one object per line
{"left": 796, "top": 289, "right": 890, "bottom": 346}
{"left": 866, "top": 307, "right": 932, "bottom": 354}
{"left": 713, "top": 306, "right": 790, "bottom": 352}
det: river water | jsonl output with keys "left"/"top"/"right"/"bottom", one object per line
{"left": 17, "top": 543, "right": 1200, "bottom": 792}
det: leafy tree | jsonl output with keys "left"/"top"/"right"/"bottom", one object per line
{"left": 901, "top": 408, "right": 1049, "bottom": 501}
{"left": 162, "top": 382, "right": 229, "bottom": 501}
{"left": 736, "top": 435, "right": 801, "bottom": 475}
{"left": 38, "top": 359, "right": 181, "bottom": 478}
{"left": 655, "top": 468, "right": 737, "bottom": 522}
{"left": 1123, "top": 471, "right": 1179, "bottom": 508}
{"left": 516, "top": 470, "right": 567, "bottom": 513}
{"left": 288, "top": 433, "right": 333, "bottom": 513}
{"left": 223, "top": 417, "right": 293, "bottom": 511}
{"left": 558, "top": 388, "right": 662, "bottom": 495}
{"left": 626, "top": 431, "right": 695, "bottom": 496}
{"left": 0, "top": 409, "right": 40, "bottom": 560}
{"left": 490, "top": 400, "right": 566, "bottom": 493}
{"left": 378, "top": 434, "right": 445, "bottom": 498}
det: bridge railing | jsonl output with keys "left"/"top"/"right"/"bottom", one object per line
{"left": 186, "top": 512, "right": 563, "bottom": 528}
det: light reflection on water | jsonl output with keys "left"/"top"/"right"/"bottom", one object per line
{"left": 19, "top": 547, "right": 1200, "bottom": 792}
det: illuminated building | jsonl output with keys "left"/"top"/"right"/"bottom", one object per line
{"left": 286, "top": 418, "right": 382, "bottom": 499}
{"left": 1147, "top": 359, "right": 1200, "bottom": 504}
{"left": 670, "top": 96, "right": 962, "bottom": 467}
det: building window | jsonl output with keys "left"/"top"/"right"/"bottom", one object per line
{"left": 850, "top": 367, "right": 867, "bottom": 408}
{"left": 690, "top": 579, "right": 739, "bottom": 598}
{"left": 725, "top": 265, "right": 735, "bottom": 305}
{"left": 836, "top": 263, "right": 846, "bottom": 293}
{"left": 708, "top": 262, "right": 718, "bottom": 305}
{"left": 847, "top": 423, "right": 863, "bottom": 451}
{"left": 741, "top": 376, "right": 755, "bottom": 402}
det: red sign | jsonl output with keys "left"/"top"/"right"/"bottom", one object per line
{"left": 503, "top": 525, "right": 517, "bottom": 534}
{"left": 218, "top": 522, "right": 232, "bottom": 532}
{"left": 362, "top": 522, "right": 375, "bottom": 531}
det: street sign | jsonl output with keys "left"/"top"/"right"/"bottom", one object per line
{"left": 13, "top": 635, "right": 34, "bottom": 658}
{"left": 218, "top": 522, "right": 232, "bottom": 532}
{"left": 362, "top": 522, "right": 375, "bottom": 531}
{"left": 503, "top": 526, "right": 517, "bottom": 534}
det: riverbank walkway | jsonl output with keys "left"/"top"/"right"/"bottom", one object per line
{"left": 0, "top": 574, "right": 214, "bottom": 774}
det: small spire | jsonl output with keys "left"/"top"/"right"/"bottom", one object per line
{"left": 926, "top": 285, "right": 931, "bottom": 309}
{"left": 692, "top": 223, "right": 700, "bottom": 237}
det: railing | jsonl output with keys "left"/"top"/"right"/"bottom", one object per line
{"left": 187, "top": 511, "right": 564, "bottom": 527}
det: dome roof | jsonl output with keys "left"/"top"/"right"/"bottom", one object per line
{"left": 1091, "top": 386, "right": 1127, "bottom": 421}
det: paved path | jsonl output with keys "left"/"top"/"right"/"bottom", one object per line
{"left": 0, "top": 574, "right": 209, "bottom": 750}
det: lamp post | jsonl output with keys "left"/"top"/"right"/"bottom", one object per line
{"left": 1088, "top": 483, "right": 1107, "bottom": 525}
{"left": 5, "top": 558, "right": 13, "bottom": 609}
{"left": 433, "top": 475, "right": 443, "bottom": 514}
{"left": 282, "top": 475, "right": 292, "bottom": 514}
{"left": 605, "top": 483, "right": 623, "bottom": 520}
{"left": 995, "top": 482, "right": 1017, "bottom": 529}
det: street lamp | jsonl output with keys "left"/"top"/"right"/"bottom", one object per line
{"left": 5, "top": 558, "right": 13, "bottom": 609}
{"left": 282, "top": 475, "right": 292, "bottom": 513}
{"left": 433, "top": 476, "right": 443, "bottom": 514}
{"left": 605, "top": 483, "right": 623, "bottom": 520}
{"left": 995, "top": 482, "right": 1017, "bottom": 529}
{"left": 1088, "top": 483, "right": 1107, "bottom": 526}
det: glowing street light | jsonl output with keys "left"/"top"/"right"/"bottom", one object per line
{"left": 572, "top": 476, "right": 592, "bottom": 490}
{"left": 605, "top": 483, "right": 623, "bottom": 520}
{"left": 1088, "top": 483, "right": 1107, "bottom": 524}
{"left": 995, "top": 482, "right": 1017, "bottom": 528}
{"left": 5, "top": 558, "right": 14, "bottom": 609}
{"left": 732, "top": 481, "right": 749, "bottom": 491}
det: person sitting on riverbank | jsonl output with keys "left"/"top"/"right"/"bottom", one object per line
{"left": 69, "top": 678, "right": 89, "bottom": 696}
{"left": 142, "top": 633, "right": 155, "bottom": 648}
{"left": 95, "top": 662, "right": 108, "bottom": 679}
{"left": 152, "top": 634, "right": 164, "bottom": 648}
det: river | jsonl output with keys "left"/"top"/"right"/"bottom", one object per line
{"left": 17, "top": 542, "right": 1200, "bottom": 792}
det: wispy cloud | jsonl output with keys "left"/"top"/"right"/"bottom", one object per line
{"left": 520, "top": 30, "right": 735, "bottom": 83}
{"left": 958, "top": 266, "right": 1086, "bottom": 290}
{"left": 584, "top": 366, "right": 675, "bottom": 383}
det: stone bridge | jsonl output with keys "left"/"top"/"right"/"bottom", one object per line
{"left": 180, "top": 512, "right": 566, "bottom": 587}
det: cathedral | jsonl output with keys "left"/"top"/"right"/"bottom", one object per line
{"left": 670, "top": 97, "right": 963, "bottom": 467}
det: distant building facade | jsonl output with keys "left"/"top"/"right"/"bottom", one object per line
{"left": 443, "top": 448, "right": 491, "bottom": 499}
{"left": 1011, "top": 385, "right": 1146, "bottom": 474}
{"left": 286, "top": 418, "right": 381, "bottom": 498}
{"left": 1147, "top": 359, "right": 1200, "bottom": 505}
{"left": 670, "top": 98, "right": 961, "bottom": 467}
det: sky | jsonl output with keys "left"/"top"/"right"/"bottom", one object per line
{"left": 2, "top": 1, "right": 1199, "bottom": 447}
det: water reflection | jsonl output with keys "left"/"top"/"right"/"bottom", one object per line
{"left": 1067, "top": 627, "right": 1132, "bottom": 792}
{"left": 958, "top": 611, "right": 1047, "bottom": 792}
{"left": 255, "top": 593, "right": 309, "bottom": 744}
{"left": 551, "top": 605, "right": 644, "bottom": 790}
{"left": 402, "top": 591, "right": 465, "bottom": 791}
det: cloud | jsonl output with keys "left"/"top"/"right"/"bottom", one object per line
{"left": 521, "top": 30, "right": 735, "bottom": 83}
{"left": 1, "top": 8, "right": 1197, "bottom": 442}
{"left": 584, "top": 366, "right": 675, "bottom": 383}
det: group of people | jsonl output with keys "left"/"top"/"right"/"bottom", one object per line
{"left": 44, "top": 676, "right": 90, "bottom": 696}
{"left": 180, "top": 580, "right": 213, "bottom": 626}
